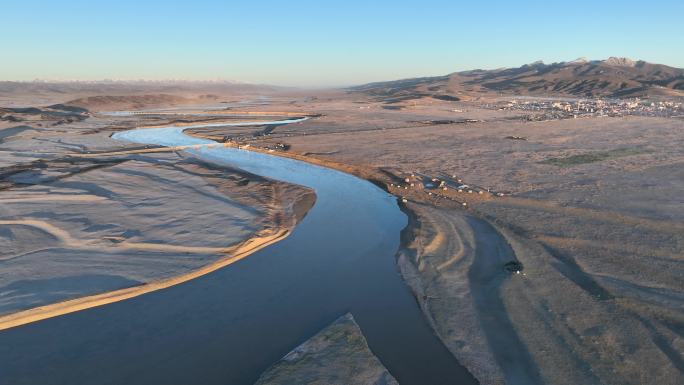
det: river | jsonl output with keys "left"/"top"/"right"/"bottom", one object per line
{"left": 0, "top": 117, "right": 477, "bottom": 385}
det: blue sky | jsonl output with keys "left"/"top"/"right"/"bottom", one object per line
{"left": 2, "top": 0, "right": 683, "bottom": 86}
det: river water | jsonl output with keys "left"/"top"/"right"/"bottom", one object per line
{"left": 0, "top": 118, "right": 477, "bottom": 385}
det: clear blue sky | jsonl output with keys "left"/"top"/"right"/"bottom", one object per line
{"left": 2, "top": 0, "right": 683, "bottom": 86}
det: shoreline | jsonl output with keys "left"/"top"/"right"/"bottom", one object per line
{"left": 1, "top": 115, "right": 479, "bottom": 378}
{"left": 0, "top": 227, "right": 291, "bottom": 331}
{"left": 178, "top": 128, "right": 500, "bottom": 383}
{"left": 180, "top": 126, "right": 488, "bottom": 380}
{"left": 0, "top": 119, "right": 342, "bottom": 331}
{"left": 100, "top": 119, "right": 481, "bottom": 384}
{"left": 0, "top": 132, "right": 319, "bottom": 330}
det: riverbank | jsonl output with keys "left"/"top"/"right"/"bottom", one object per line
{"left": 0, "top": 166, "right": 316, "bottom": 330}
{"left": 0, "top": 114, "right": 317, "bottom": 330}
{"left": 186, "top": 100, "right": 684, "bottom": 384}
{"left": 110, "top": 116, "right": 478, "bottom": 385}
{"left": 234, "top": 149, "right": 508, "bottom": 383}
{"left": 0, "top": 227, "right": 290, "bottom": 331}
{"left": 179, "top": 124, "right": 495, "bottom": 382}
{"left": 1, "top": 108, "right": 480, "bottom": 385}
{"left": 245, "top": 95, "right": 683, "bottom": 385}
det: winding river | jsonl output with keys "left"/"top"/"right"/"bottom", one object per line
{"left": 0, "top": 117, "right": 477, "bottom": 385}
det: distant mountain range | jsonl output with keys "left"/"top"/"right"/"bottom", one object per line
{"left": 353, "top": 57, "right": 684, "bottom": 99}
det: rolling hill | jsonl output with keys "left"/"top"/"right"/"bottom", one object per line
{"left": 353, "top": 57, "right": 684, "bottom": 100}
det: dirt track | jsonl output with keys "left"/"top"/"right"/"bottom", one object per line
{"left": 466, "top": 217, "right": 542, "bottom": 385}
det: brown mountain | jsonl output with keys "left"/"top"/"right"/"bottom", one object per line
{"left": 353, "top": 57, "right": 684, "bottom": 99}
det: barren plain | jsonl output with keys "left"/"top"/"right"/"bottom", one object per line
{"left": 1, "top": 83, "right": 682, "bottom": 384}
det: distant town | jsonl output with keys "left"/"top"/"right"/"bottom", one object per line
{"left": 485, "top": 97, "right": 683, "bottom": 120}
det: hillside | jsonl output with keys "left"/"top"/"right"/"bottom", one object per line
{"left": 353, "top": 57, "right": 684, "bottom": 99}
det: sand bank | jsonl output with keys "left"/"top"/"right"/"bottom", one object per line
{"left": 0, "top": 227, "right": 289, "bottom": 331}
